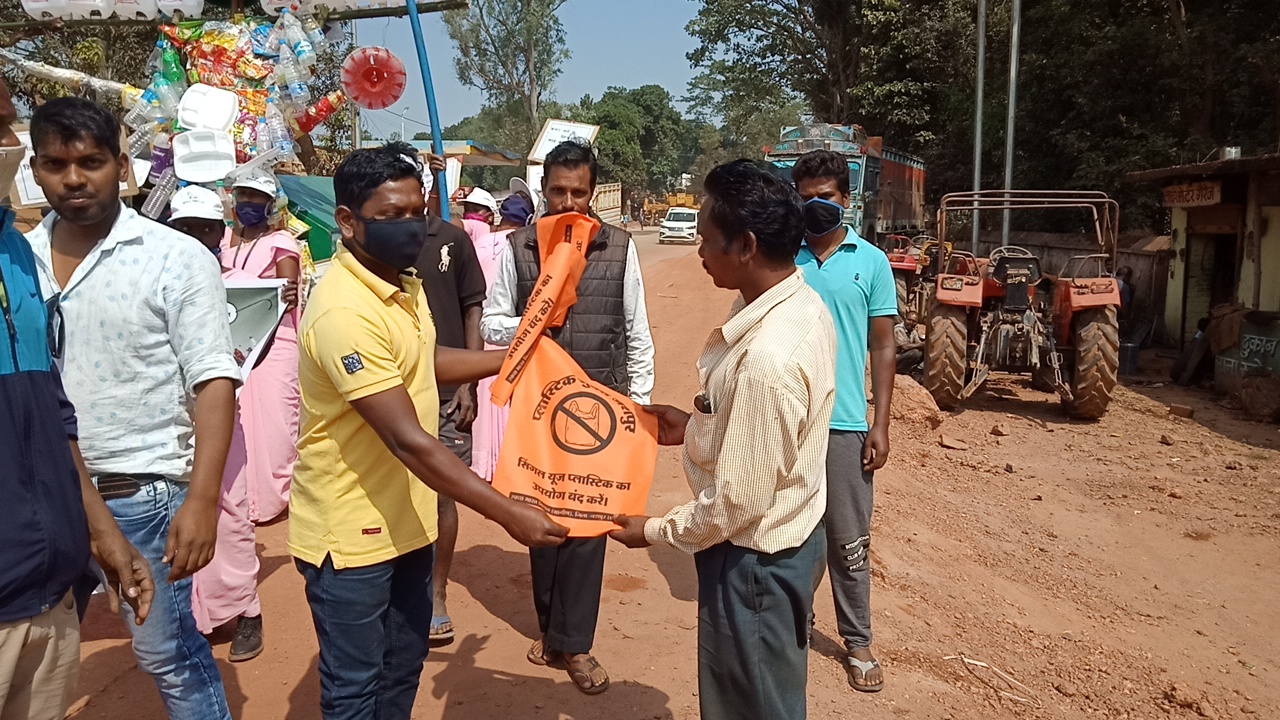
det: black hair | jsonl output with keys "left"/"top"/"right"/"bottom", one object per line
{"left": 30, "top": 96, "right": 121, "bottom": 157}
{"left": 791, "top": 149, "right": 850, "bottom": 195}
{"left": 333, "top": 141, "right": 424, "bottom": 212}
{"left": 544, "top": 138, "right": 597, "bottom": 188}
{"left": 703, "top": 159, "right": 804, "bottom": 266}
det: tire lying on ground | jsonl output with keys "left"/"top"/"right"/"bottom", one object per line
{"left": 924, "top": 302, "right": 967, "bottom": 411}
{"left": 1065, "top": 305, "right": 1119, "bottom": 419}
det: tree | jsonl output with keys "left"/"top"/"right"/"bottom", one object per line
{"left": 687, "top": 0, "right": 862, "bottom": 124}
{"left": 443, "top": 0, "right": 569, "bottom": 152}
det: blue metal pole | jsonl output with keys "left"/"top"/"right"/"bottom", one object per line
{"left": 404, "top": 4, "right": 450, "bottom": 220}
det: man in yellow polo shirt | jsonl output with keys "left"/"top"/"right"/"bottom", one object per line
{"left": 290, "top": 142, "right": 567, "bottom": 720}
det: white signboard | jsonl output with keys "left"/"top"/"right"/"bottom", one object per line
{"left": 8, "top": 127, "right": 138, "bottom": 209}
{"left": 528, "top": 119, "right": 600, "bottom": 163}
{"left": 224, "top": 278, "right": 287, "bottom": 383}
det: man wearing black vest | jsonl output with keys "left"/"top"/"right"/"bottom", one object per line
{"left": 481, "top": 139, "right": 655, "bottom": 694}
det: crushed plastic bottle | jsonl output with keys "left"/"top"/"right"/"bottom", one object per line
{"left": 123, "top": 88, "right": 162, "bottom": 129}
{"left": 265, "top": 98, "right": 298, "bottom": 162}
{"left": 275, "top": 45, "right": 312, "bottom": 105}
{"left": 279, "top": 10, "right": 317, "bottom": 69}
{"left": 158, "top": 41, "right": 188, "bottom": 92}
{"left": 141, "top": 167, "right": 178, "bottom": 219}
{"left": 299, "top": 13, "right": 329, "bottom": 52}
{"left": 126, "top": 122, "right": 159, "bottom": 158}
{"left": 151, "top": 76, "right": 183, "bottom": 119}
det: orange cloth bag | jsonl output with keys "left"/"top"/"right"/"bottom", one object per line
{"left": 490, "top": 213, "right": 659, "bottom": 537}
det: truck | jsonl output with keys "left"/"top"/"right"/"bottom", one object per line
{"left": 765, "top": 123, "right": 927, "bottom": 243}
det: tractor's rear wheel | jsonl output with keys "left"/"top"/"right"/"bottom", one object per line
{"left": 1066, "top": 306, "right": 1119, "bottom": 419}
{"left": 894, "top": 272, "right": 910, "bottom": 317}
{"left": 924, "top": 302, "right": 968, "bottom": 410}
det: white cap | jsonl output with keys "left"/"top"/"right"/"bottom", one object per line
{"left": 463, "top": 187, "right": 498, "bottom": 214}
{"left": 232, "top": 168, "right": 279, "bottom": 197}
{"left": 168, "top": 186, "right": 225, "bottom": 221}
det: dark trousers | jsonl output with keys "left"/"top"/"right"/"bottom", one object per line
{"left": 297, "top": 544, "right": 435, "bottom": 720}
{"left": 824, "top": 430, "right": 875, "bottom": 651}
{"left": 530, "top": 536, "right": 606, "bottom": 654}
{"left": 694, "top": 526, "right": 826, "bottom": 720}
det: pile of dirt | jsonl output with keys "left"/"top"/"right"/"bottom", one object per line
{"left": 869, "top": 371, "right": 944, "bottom": 429}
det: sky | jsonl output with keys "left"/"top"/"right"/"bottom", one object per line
{"left": 354, "top": 0, "right": 702, "bottom": 144}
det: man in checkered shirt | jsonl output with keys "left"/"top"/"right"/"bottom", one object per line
{"left": 611, "top": 159, "right": 837, "bottom": 720}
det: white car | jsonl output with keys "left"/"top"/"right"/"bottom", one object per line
{"left": 658, "top": 208, "right": 699, "bottom": 244}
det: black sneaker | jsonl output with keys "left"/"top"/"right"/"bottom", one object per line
{"left": 229, "top": 615, "right": 263, "bottom": 662}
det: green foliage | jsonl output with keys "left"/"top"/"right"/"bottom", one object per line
{"left": 442, "top": 0, "right": 569, "bottom": 152}
{"left": 687, "top": 0, "right": 1280, "bottom": 230}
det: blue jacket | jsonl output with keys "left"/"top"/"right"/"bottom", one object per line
{"left": 0, "top": 206, "right": 90, "bottom": 623}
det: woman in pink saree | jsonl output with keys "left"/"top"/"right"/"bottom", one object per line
{"left": 176, "top": 173, "right": 300, "bottom": 662}
{"left": 471, "top": 192, "right": 533, "bottom": 480}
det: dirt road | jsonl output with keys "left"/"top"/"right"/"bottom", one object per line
{"left": 73, "top": 249, "right": 1279, "bottom": 719}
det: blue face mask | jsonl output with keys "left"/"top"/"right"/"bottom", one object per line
{"left": 803, "top": 197, "right": 846, "bottom": 237}
{"left": 234, "top": 201, "right": 271, "bottom": 228}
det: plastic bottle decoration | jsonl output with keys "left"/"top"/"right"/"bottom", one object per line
{"left": 295, "top": 91, "right": 347, "bottom": 134}
{"left": 341, "top": 47, "right": 407, "bottom": 111}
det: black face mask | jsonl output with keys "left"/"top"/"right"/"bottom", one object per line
{"left": 803, "top": 197, "right": 846, "bottom": 237}
{"left": 357, "top": 214, "right": 428, "bottom": 270}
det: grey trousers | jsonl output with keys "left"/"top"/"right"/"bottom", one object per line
{"left": 824, "top": 430, "right": 875, "bottom": 652}
{"left": 695, "top": 526, "right": 826, "bottom": 720}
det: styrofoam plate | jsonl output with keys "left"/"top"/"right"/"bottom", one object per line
{"left": 173, "top": 130, "right": 235, "bottom": 183}
{"left": 177, "top": 84, "right": 239, "bottom": 133}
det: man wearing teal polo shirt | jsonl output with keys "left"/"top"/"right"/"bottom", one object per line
{"left": 793, "top": 149, "right": 898, "bottom": 694}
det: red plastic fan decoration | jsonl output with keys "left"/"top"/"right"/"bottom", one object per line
{"left": 341, "top": 47, "right": 407, "bottom": 111}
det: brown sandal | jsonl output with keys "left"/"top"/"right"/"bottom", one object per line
{"left": 527, "top": 638, "right": 566, "bottom": 669}
{"left": 566, "top": 654, "right": 610, "bottom": 695}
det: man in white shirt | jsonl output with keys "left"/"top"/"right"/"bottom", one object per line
{"left": 26, "top": 97, "right": 239, "bottom": 720}
{"left": 611, "top": 159, "right": 837, "bottom": 720}
{"left": 481, "top": 139, "right": 655, "bottom": 694}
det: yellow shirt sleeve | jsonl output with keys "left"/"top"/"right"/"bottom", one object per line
{"left": 305, "top": 306, "right": 406, "bottom": 402}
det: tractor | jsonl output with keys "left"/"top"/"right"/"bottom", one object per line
{"left": 922, "top": 190, "right": 1121, "bottom": 419}
{"left": 886, "top": 233, "right": 951, "bottom": 319}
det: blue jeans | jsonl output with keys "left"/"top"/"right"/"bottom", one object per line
{"left": 296, "top": 544, "right": 435, "bottom": 720}
{"left": 106, "top": 480, "right": 232, "bottom": 720}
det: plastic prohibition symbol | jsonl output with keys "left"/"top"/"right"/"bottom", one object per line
{"left": 340, "top": 47, "right": 407, "bottom": 111}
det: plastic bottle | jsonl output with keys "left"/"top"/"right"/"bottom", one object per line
{"left": 265, "top": 98, "right": 298, "bottom": 162}
{"left": 142, "top": 167, "right": 178, "bottom": 219}
{"left": 20, "top": 0, "right": 69, "bottom": 21}
{"left": 114, "top": 0, "right": 158, "bottom": 19}
{"left": 158, "top": 41, "right": 188, "bottom": 92}
{"left": 148, "top": 133, "right": 173, "bottom": 184}
{"left": 126, "top": 123, "right": 158, "bottom": 158}
{"left": 275, "top": 45, "right": 311, "bottom": 105}
{"left": 215, "top": 180, "right": 233, "bottom": 218}
{"left": 123, "top": 88, "right": 162, "bottom": 129}
{"left": 155, "top": 0, "right": 203, "bottom": 19}
{"left": 299, "top": 13, "right": 329, "bottom": 52}
{"left": 295, "top": 91, "right": 346, "bottom": 134}
{"left": 64, "top": 0, "right": 113, "bottom": 20}
{"left": 279, "top": 10, "right": 317, "bottom": 69}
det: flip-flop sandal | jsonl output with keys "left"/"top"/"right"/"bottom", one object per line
{"left": 846, "top": 656, "right": 885, "bottom": 693}
{"left": 567, "top": 655, "right": 610, "bottom": 696}
{"left": 527, "top": 638, "right": 567, "bottom": 669}
{"left": 429, "top": 615, "right": 455, "bottom": 643}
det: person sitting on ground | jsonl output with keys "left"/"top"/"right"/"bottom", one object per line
{"left": 894, "top": 311, "right": 925, "bottom": 375}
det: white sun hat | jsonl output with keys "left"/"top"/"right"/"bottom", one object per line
{"left": 463, "top": 187, "right": 499, "bottom": 214}
{"left": 168, "top": 185, "right": 225, "bottom": 221}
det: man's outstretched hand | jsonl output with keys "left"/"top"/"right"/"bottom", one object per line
{"left": 499, "top": 501, "right": 569, "bottom": 548}
{"left": 642, "top": 405, "right": 690, "bottom": 446}
{"left": 609, "top": 515, "right": 652, "bottom": 549}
